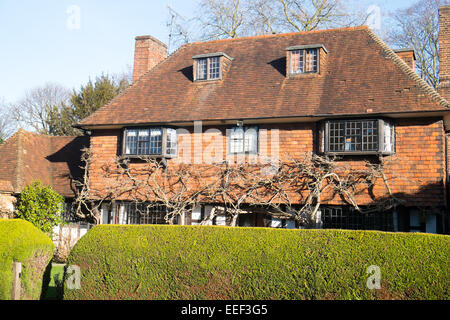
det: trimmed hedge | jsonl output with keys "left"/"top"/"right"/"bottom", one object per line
{"left": 64, "top": 225, "right": 449, "bottom": 300}
{"left": 0, "top": 219, "right": 55, "bottom": 300}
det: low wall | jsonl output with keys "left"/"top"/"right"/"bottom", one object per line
{"left": 0, "top": 193, "right": 15, "bottom": 219}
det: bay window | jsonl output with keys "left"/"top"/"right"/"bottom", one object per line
{"left": 123, "top": 127, "right": 178, "bottom": 158}
{"left": 320, "top": 119, "right": 395, "bottom": 155}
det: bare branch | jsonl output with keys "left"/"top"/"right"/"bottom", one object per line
{"left": 73, "top": 147, "right": 404, "bottom": 228}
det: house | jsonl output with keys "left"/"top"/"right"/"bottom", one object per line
{"left": 0, "top": 129, "right": 89, "bottom": 220}
{"left": 2, "top": 7, "right": 450, "bottom": 234}
{"left": 70, "top": 6, "right": 450, "bottom": 234}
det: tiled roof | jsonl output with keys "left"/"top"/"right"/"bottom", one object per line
{"left": 0, "top": 129, "right": 89, "bottom": 197}
{"left": 78, "top": 26, "right": 449, "bottom": 128}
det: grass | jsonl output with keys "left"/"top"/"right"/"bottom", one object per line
{"left": 43, "top": 264, "right": 65, "bottom": 300}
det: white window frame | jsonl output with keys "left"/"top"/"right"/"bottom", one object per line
{"left": 123, "top": 127, "right": 178, "bottom": 158}
{"left": 229, "top": 126, "right": 259, "bottom": 155}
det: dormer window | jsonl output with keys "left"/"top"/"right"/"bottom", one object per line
{"left": 286, "top": 44, "right": 327, "bottom": 76}
{"left": 192, "top": 52, "right": 233, "bottom": 81}
{"left": 290, "top": 49, "right": 318, "bottom": 74}
{"left": 196, "top": 56, "right": 220, "bottom": 80}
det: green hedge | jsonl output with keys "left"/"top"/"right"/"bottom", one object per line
{"left": 0, "top": 219, "right": 55, "bottom": 300}
{"left": 64, "top": 225, "right": 449, "bottom": 300}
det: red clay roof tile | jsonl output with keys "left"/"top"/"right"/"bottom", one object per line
{"left": 78, "top": 26, "right": 449, "bottom": 128}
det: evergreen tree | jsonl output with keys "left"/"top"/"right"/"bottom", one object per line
{"left": 60, "top": 73, "right": 130, "bottom": 136}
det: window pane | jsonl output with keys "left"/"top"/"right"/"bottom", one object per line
{"left": 322, "top": 206, "right": 394, "bottom": 231}
{"left": 290, "top": 50, "right": 304, "bottom": 74}
{"left": 383, "top": 122, "right": 394, "bottom": 153}
{"left": 328, "top": 122, "right": 344, "bottom": 152}
{"left": 166, "top": 128, "right": 178, "bottom": 156}
{"left": 137, "top": 129, "right": 150, "bottom": 155}
{"left": 208, "top": 57, "right": 220, "bottom": 79}
{"left": 328, "top": 120, "right": 379, "bottom": 153}
{"left": 138, "top": 204, "right": 167, "bottom": 225}
{"left": 230, "top": 127, "right": 244, "bottom": 153}
{"left": 125, "top": 203, "right": 140, "bottom": 225}
{"left": 291, "top": 49, "right": 317, "bottom": 74}
{"left": 244, "top": 127, "right": 258, "bottom": 153}
{"left": 125, "top": 129, "right": 137, "bottom": 154}
{"left": 305, "top": 49, "right": 317, "bottom": 72}
{"left": 149, "top": 128, "right": 162, "bottom": 154}
{"left": 344, "top": 121, "right": 362, "bottom": 151}
{"left": 361, "top": 120, "right": 378, "bottom": 151}
{"left": 196, "top": 58, "right": 207, "bottom": 80}
{"left": 229, "top": 126, "right": 258, "bottom": 154}
{"left": 125, "top": 203, "right": 168, "bottom": 225}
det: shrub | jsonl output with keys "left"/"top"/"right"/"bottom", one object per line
{"left": 15, "top": 180, "right": 65, "bottom": 234}
{"left": 64, "top": 225, "right": 450, "bottom": 300}
{"left": 0, "top": 219, "right": 55, "bottom": 300}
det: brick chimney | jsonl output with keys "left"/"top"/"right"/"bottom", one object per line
{"left": 132, "top": 35, "right": 167, "bottom": 83}
{"left": 394, "top": 49, "right": 416, "bottom": 70}
{"left": 438, "top": 5, "right": 450, "bottom": 101}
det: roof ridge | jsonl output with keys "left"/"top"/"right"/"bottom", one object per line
{"left": 190, "top": 26, "right": 369, "bottom": 46}
{"left": 365, "top": 28, "right": 449, "bottom": 108}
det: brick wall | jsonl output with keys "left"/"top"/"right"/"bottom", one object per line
{"left": 88, "top": 118, "right": 447, "bottom": 208}
{"left": 394, "top": 50, "right": 415, "bottom": 70}
{"left": 439, "top": 5, "right": 450, "bottom": 100}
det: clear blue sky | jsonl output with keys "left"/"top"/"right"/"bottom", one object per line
{"left": 0, "top": 0, "right": 416, "bottom": 104}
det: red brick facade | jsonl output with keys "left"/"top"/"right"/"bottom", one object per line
{"left": 88, "top": 118, "right": 447, "bottom": 209}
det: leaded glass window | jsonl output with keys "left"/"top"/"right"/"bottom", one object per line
{"left": 124, "top": 127, "right": 177, "bottom": 157}
{"left": 196, "top": 58, "right": 207, "bottom": 80}
{"left": 323, "top": 119, "right": 395, "bottom": 155}
{"left": 195, "top": 56, "right": 221, "bottom": 80}
{"left": 290, "top": 48, "right": 318, "bottom": 74}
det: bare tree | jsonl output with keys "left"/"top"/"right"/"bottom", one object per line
{"left": 246, "top": 0, "right": 280, "bottom": 35}
{"left": 0, "top": 98, "right": 15, "bottom": 142}
{"left": 196, "top": 0, "right": 249, "bottom": 40}
{"left": 276, "top": 0, "right": 360, "bottom": 32}
{"left": 168, "top": 0, "right": 368, "bottom": 46}
{"left": 11, "top": 83, "right": 72, "bottom": 135}
{"left": 386, "top": 0, "right": 449, "bottom": 89}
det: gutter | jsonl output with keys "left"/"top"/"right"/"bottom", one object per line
{"left": 74, "top": 108, "right": 450, "bottom": 130}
